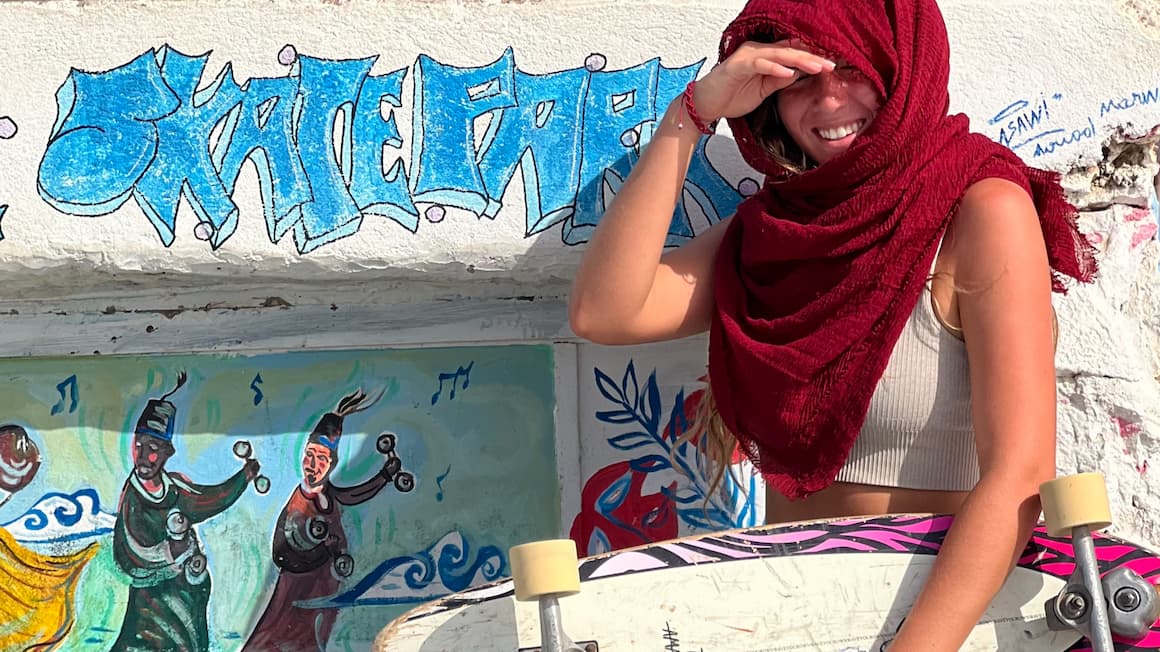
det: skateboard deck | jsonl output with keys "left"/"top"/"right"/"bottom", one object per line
{"left": 376, "top": 513, "right": 1160, "bottom": 651}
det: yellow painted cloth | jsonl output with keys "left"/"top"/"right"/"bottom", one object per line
{"left": 0, "top": 527, "right": 97, "bottom": 651}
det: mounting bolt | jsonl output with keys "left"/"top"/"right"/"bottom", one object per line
{"left": 1061, "top": 592, "right": 1088, "bottom": 620}
{"left": 1115, "top": 587, "right": 1142, "bottom": 612}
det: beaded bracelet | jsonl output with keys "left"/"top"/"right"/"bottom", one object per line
{"left": 679, "top": 81, "right": 718, "bottom": 135}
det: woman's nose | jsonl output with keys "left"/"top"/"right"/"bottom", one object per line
{"left": 817, "top": 70, "right": 849, "bottom": 101}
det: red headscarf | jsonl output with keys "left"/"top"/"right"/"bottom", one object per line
{"left": 708, "top": 0, "right": 1098, "bottom": 499}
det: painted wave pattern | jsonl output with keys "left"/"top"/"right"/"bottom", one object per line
{"left": 575, "top": 515, "right": 1160, "bottom": 651}
{"left": 302, "top": 530, "right": 506, "bottom": 608}
{"left": 0, "top": 488, "right": 115, "bottom": 547}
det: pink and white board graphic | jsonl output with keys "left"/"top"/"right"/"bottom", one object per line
{"left": 378, "top": 514, "right": 1160, "bottom": 651}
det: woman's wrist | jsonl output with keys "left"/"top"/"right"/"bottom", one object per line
{"left": 682, "top": 81, "right": 720, "bottom": 134}
{"left": 657, "top": 95, "right": 712, "bottom": 145}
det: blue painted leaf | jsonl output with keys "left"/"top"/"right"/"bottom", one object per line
{"left": 608, "top": 431, "right": 653, "bottom": 450}
{"left": 621, "top": 360, "right": 639, "bottom": 410}
{"left": 594, "top": 367, "right": 626, "bottom": 405}
{"left": 677, "top": 507, "right": 715, "bottom": 530}
{"left": 668, "top": 388, "right": 688, "bottom": 441}
{"left": 678, "top": 505, "right": 732, "bottom": 531}
{"left": 629, "top": 454, "right": 671, "bottom": 473}
{"left": 640, "top": 371, "right": 662, "bottom": 433}
{"left": 596, "top": 409, "right": 637, "bottom": 424}
{"left": 662, "top": 485, "right": 701, "bottom": 505}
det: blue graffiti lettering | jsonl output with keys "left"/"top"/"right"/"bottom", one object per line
{"left": 350, "top": 66, "right": 418, "bottom": 233}
{"left": 135, "top": 47, "right": 245, "bottom": 247}
{"left": 292, "top": 55, "right": 377, "bottom": 252}
{"left": 988, "top": 95, "right": 1062, "bottom": 151}
{"left": 1033, "top": 116, "right": 1098, "bottom": 157}
{"left": 214, "top": 75, "right": 311, "bottom": 243}
{"left": 477, "top": 66, "right": 589, "bottom": 235}
{"left": 1100, "top": 85, "right": 1160, "bottom": 118}
{"left": 37, "top": 46, "right": 741, "bottom": 253}
{"left": 38, "top": 50, "right": 179, "bottom": 217}
{"left": 411, "top": 49, "right": 518, "bottom": 216}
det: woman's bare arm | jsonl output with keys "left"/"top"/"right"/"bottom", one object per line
{"left": 887, "top": 177, "right": 1059, "bottom": 650}
{"left": 569, "top": 99, "right": 727, "bottom": 344}
{"left": 568, "top": 42, "right": 835, "bottom": 345}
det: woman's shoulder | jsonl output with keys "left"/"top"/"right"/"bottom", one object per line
{"left": 943, "top": 176, "right": 1045, "bottom": 271}
{"left": 931, "top": 176, "right": 1052, "bottom": 330}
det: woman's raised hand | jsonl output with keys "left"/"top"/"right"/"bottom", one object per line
{"left": 692, "top": 40, "right": 835, "bottom": 123}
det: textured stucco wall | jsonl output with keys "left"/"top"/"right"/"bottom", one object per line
{"left": 0, "top": 0, "right": 1157, "bottom": 648}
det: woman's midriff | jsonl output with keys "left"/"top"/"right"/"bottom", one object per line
{"left": 765, "top": 481, "right": 969, "bottom": 524}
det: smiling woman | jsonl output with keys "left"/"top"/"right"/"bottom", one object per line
{"left": 771, "top": 59, "right": 881, "bottom": 164}
{"left": 567, "top": 0, "right": 1099, "bottom": 649}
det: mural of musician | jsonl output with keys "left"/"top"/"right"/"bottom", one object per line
{"left": 109, "top": 372, "right": 261, "bottom": 651}
{"left": 242, "top": 388, "right": 415, "bottom": 652}
{"left": 0, "top": 423, "right": 99, "bottom": 651}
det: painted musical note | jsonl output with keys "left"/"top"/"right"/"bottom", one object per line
{"left": 250, "top": 373, "right": 264, "bottom": 406}
{"left": 435, "top": 465, "right": 451, "bottom": 502}
{"left": 430, "top": 361, "right": 474, "bottom": 405}
{"left": 50, "top": 374, "right": 78, "bottom": 415}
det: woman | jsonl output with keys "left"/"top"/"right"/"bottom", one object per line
{"left": 569, "top": 0, "right": 1098, "bottom": 649}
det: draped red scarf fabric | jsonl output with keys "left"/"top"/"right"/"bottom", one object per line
{"left": 708, "top": 0, "right": 1098, "bottom": 500}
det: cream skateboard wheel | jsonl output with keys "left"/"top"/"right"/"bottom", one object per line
{"left": 1040, "top": 472, "right": 1113, "bottom": 538}
{"left": 509, "top": 539, "right": 580, "bottom": 602}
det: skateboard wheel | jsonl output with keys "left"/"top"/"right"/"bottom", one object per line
{"left": 509, "top": 539, "right": 580, "bottom": 601}
{"left": 254, "top": 475, "right": 271, "bottom": 494}
{"left": 1040, "top": 472, "right": 1113, "bottom": 537}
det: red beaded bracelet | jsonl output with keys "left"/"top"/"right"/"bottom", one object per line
{"left": 681, "top": 81, "right": 718, "bottom": 135}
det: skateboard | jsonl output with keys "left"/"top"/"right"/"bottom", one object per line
{"left": 376, "top": 473, "right": 1160, "bottom": 651}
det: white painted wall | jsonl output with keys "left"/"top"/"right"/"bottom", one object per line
{"left": 0, "top": 0, "right": 1158, "bottom": 548}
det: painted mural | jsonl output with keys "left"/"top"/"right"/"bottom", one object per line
{"left": 32, "top": 45, "right": 742, "bottom": 255}
{"left": 13, "top": 41, "right": 1159, "bottom": 257}
{"left": 0, "top": 346, "right": 558, "bottom": 651}
{"left": 569, "top": 347, "right": 763, "bottom": 558}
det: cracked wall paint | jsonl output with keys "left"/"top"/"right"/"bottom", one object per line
{"left": 1116, "top": 0, "right": 1160, "bottom": 40}
{"left": 1054, "top": 130, "right": 1160, "bottom": 546}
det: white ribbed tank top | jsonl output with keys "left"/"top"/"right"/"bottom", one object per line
{"left": 835, "top": 283, "right": 980, "bottom": 491}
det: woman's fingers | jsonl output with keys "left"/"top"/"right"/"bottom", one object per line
{"left": 750, "top": 58, "right": 798, "bottom": 79}
{"left": 740, "top": 41, "right": 835, "bottom": 74}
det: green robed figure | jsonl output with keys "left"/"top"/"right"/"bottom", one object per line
{"left": 110, "top": 372, "right": 259, "bottom": 651}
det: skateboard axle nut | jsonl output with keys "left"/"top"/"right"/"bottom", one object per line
{"left": 1061, "top": 592, "right": 1088, "bottom": 619}
{"left": 1114, "top": 587, "right": 1141, "bottom": 612}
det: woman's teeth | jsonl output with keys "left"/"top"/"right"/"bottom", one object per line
{"left": 817, "top": 120, "right": 865, "bottom": 141}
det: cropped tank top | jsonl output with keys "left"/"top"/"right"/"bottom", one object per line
{"left": 834, "top": 279, "right": 979, "bottom": 492}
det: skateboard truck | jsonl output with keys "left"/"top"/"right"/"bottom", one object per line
{"left": 509, "top": 539, "right": 594, "bottom": 652}
{"left": 1041, "top": 473, "right": 1160, "bottom": 651}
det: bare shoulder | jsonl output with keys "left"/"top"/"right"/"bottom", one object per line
{"left": 943, "top": 177, "right": 1049, "bottom": 285}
